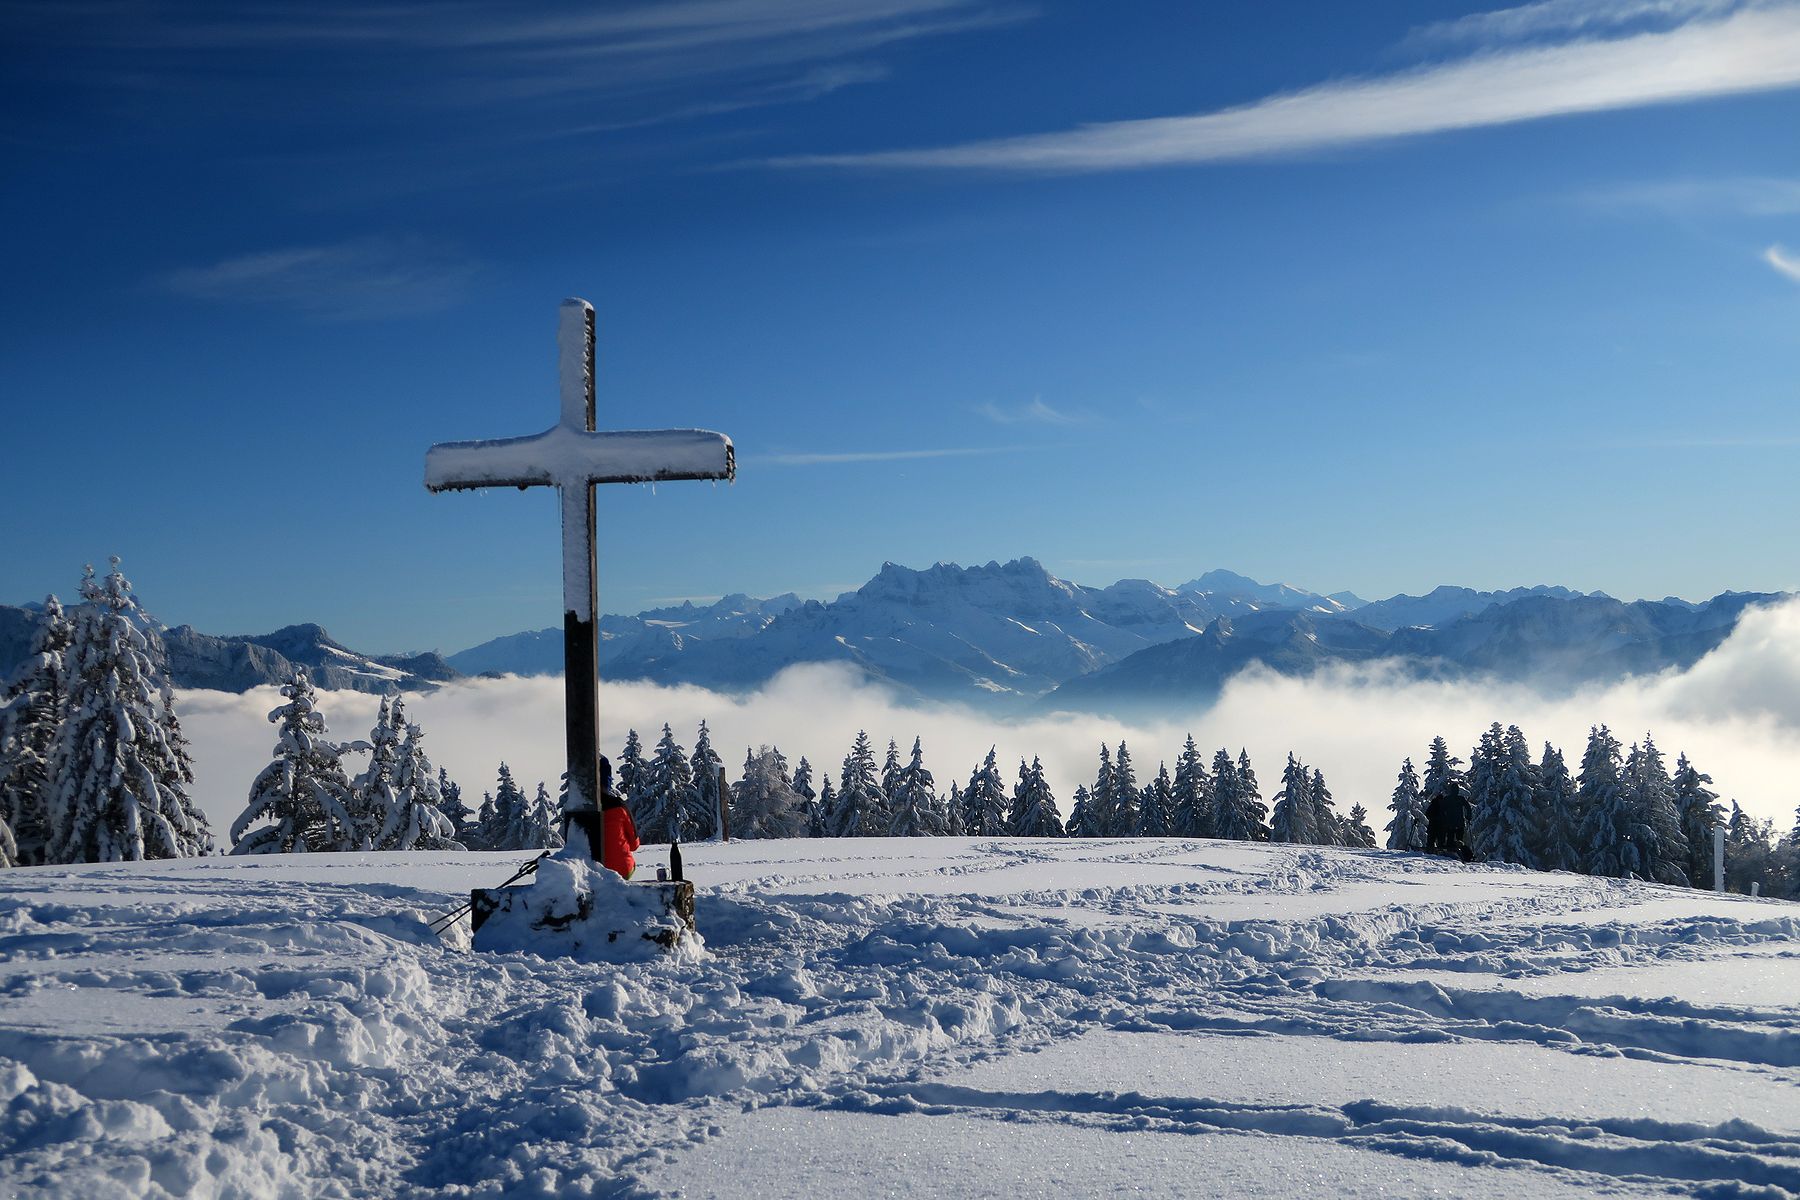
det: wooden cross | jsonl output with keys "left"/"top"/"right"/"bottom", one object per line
{"left": 425, "top": 298, "right": 734, "bottom": 813}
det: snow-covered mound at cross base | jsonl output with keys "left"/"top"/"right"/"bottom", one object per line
{"left": 3, "top": 839, "right": 1797, "bottom": 1198}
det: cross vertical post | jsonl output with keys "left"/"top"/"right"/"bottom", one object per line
{"left": 424, "top": 297, "right": 734, "bottom": 821}
{"left": 560, "top": 300, "right": 601, "bottom": 814}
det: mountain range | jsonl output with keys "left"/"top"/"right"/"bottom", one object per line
{"left": 0, "top": 560, "right": 1780, "bottom": 714}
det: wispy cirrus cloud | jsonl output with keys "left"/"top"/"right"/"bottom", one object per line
{"left": 1765, "top": 244, "right": 1800, "bottom": 284}
{"left": 1581, "top": 176, "right": 1800, "bottom": 215}
{"left": 1406, "top": 0, "right": 1742, "bottom": 47}
{"left": 771, "top": 3, "right": 1800, "bottom": 174}
{"left": 974, "top": 396, "right": 1085, "bottom": 426}
{"left": 757, "top": 446, "right": 1022, "bottom": 466}
{"left": 163, "top": 236, "right": 476, "bottom": 321}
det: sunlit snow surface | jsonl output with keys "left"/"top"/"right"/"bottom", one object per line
{"left": 2, "top": 839, "right": 1798, "bottom": 1198}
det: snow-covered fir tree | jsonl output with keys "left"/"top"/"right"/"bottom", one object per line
{"left": 881, "top": 740, "right": 903, "bottom": 808}
{"left": 231, "top": 668, "right": 359, "bottom": 854}
{"left": 887, "top": 737, "right": 945, "bottom": 837}
{"left": 833, "top": 730, "right": 885, "bottom": 837}
{"left": 1236, "top": 750, "right": 1265, "bottom": 840}
{"left": 1672, "top": 752, "right": 1723, "bottom": 890}
{"left": 1385, "top": 758, "right": 1426, "bottom": 851}
{"left": 1136, "top": 763, "right": 1173, "bottom": 837}
{"left": 1064, "top": 784, "right": 1092, "bottom": 837}
{"left": 1534, "top": 743, "right": 1579, "bottom": 872}
{"left": 345, "top": 696, "right": 402, "bottom": 850}
{"left": 1170, "top": 735, "right": 1211, "bottom": 838}
{"left": 1111, "top": 742, "right": 1140, "bottom": 838}
{"left": 962, "top": 748, "right": 1009, "bottom": 838}
{"left": 732, "top": 746, "right": 810, "bottom": 839}
{"left": 1087, "top": 744, "right": 1117, "bottom": 838}
{"left": 815, "top": 775, "right": 837, "bottom": 838}
{"left": 791, "top": 755, "right": 820, "bottom": 835}
{"left": 1008, "top": 756, "right": 1064, "bottom": 837}
{"left": 1576, "top": 726, "right": 1632, "bottom": 878}
{"left": 689, "top": 720, "right": 723, "bottom": 841}
{"left": 0, "top": 595, "right": 73, "bottom": 866}
{"left": 45, "top": 561, "right": 212, "bottom": 863}
{"left": 470, "top": 791, "right": 495, "bottom": 850}
{"left": 1271, "top": 753, "right": 1315, "bottom": 844}
{"left": 945, "top": 780, "right": 964, "bottom": 836}
{"left": 1470, "top": 724, "right": 1538, "bottom": 867}
{"left": 152, "top": 677, "right": 212, "bottom": 858}
{"left": 1310, "top": 767, "right": 1340, "bottom": 846}
{"left": 617, "top": 729, "right": 647, "bottom": 807}
{"left": 525, "top": 782, "right": 564, "bottom": 850}
{"left": 1624, "top": 734, "right": 1687, "bottom": 886}
{"left": 437, "top": 769, "right": 470, "bottom": 841}
{"left": 639, "top": 725, "right": 697, "bottom": 844}
{"left": 1421, "top": 736, "right": 1464, "bottom": 810}
{"left": 373, "top": 699, "right": 460, "bottom": 851}
{"left": 1344, "top": 803, "right": 1376, "bottom": 848}
{"left": 480, "top": 763, "right": 532, "bottom": 850}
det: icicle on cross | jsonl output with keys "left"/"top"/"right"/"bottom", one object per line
{"left": 425, "top": 298, "right": 734, "bottom": 813}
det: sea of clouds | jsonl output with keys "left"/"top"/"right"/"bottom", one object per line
{"left": 179, "top": 598, "right": 1800, "bottom": 840}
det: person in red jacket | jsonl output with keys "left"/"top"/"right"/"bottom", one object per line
{"left": 598, "top": 756, "right": 640, "bottom": 879}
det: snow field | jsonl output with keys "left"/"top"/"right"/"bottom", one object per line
{"left": 1, "top": 838, "right": 1797, "bottom": 1198}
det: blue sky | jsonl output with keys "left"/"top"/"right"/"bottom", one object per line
{"left": 3, "top": 0, "right": 1798, "bottom": 653}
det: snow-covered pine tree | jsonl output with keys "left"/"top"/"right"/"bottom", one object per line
{"left": 618, "top": 729, "right": 647, "bottom": 806}
{"left": 881, "top": 739, "right": 903, "bottom": 811}
{"left": 1137, "top": 763, "right": 1173, "bottom": 837}
{"left": 1236, "top": 750, "right": 1267, "bottom": 841}
{"left": 1624, "top": 734, "right": 1688, "bottom": 886}
{"left": 0, "top": 594, "right": 73, "bottom": 865}
{"left": 1421, "top": 736, "right": 1464, "bottom": 812}
{"left": 470, "top": 791, "right": 495, "bottom": 850}
{"left": 833, "top": 730, "right": 884, "bottom": 837}
{"left": 1064, "top": 785, "right": 1092, "bottom": 837}
{"left": 1310, "top": 768, "right": 1341, "bottom": 846}
{"left": 1087, "top": 744, "right": 1116, "bottom": 838}
{"left": 791, "top": 755, "right": 820, "bottom": 835}
{"left": 1463, "top": 723, "right": 1505, "bottom": 861}
{"left": 1575, "top": 726, "right": 1631, "bottom": 878}
{"left": 230, "top": 668, "right": 359, "bottom": 854}
{"left": 482, "top": 763, "right": 531, "bottom": 850}
{"left": 525, "top": 782, "right": 564, "bottom": 850}
{"left": 46, "top": 561, "right": 212, "bottom": 863}
{"left": 437, "top": 769, "right": 470, "bottom": 841}
{"left": 1009, "top": 757, "right": 1064, "bottom": 837}
{"left": 1271, "top": 753, "right": 1314, "bottom": 844}
{"left": 1345, "top": 803, "right": 1377, "bottom": 848}
{"left": 639, "top": 725, "right": 696, "bottom": 844}
{"left": 1672, "top": 752, "right": 1723, "bottom": 890}
{"left": 815, "top": 774, "right": 838, "bottom": 837}
{"left": 1112, "top": 742, "right": 1140, "bottom": 838}
{"left": 1472, "top": 724, "right": 1538, "bottom": 867}
{"left": 945, "top": 780, "right": 963, "bottom": 836}
{"left": 887, "top": 736, "right": 944, "bottom": 836}
{"left": 962, "top": 748, "right": 1009, "bottom": 837}
{"left": 1385, "top": 758, "right": 1426, "bottom": 851}
{"left": 732, "top": 746, "right": 809, "bottom": 838}
{"left": 1170, "top": 735, "right": 1211, "bottom": 838}
{"left": 345, "top": 696, "right": 401, "bottom": 850}
{"left": 689, "top": 720, "right": 723, "bottom": 841}
{"left": 1534, "top": 743, "right": 1579, "bottom": 872}
{"left": 374, "top": 699, "right": 460, "bottom": 851}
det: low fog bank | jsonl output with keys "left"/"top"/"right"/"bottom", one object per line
{"left": 179, "top": 598, "right": 1800, "bottom": 840}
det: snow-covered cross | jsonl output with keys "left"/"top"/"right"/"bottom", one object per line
{"left": 425, "top": 298, "right": 734, "bottom": 813}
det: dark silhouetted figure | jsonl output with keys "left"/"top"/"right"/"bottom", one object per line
{"left": 1426, "top": 780, "right": 1472, "bottom": 861}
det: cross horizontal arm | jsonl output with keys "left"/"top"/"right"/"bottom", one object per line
{"left": 425, "top": 426, "right": 735, "bottom": 492}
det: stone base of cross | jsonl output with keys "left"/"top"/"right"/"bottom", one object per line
{"left": 425, "top": 298, "right": 734, "bottom": 814}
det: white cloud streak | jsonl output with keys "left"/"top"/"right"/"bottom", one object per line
{"left": 180, "top": 597, "right": 1800, "bottom": 843}
{"left": 975, "top": 396, "right": 1084, "bottom": 426}
{"left": 1765, "top": 243, "right": 1800, "bottom": 283}
{"left": 772, "top": 4, "right": 1800, "bottom": 173}
{"left": 163, "top": 236, "right": 475, "bottom": 321}
{"left": 1583, "top": 176, "right": 1800, "bottom": 215}
{"left": 1408, "top": 0, "right": 1742, "bottom": 47}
